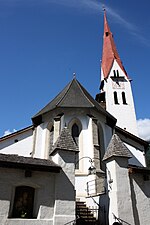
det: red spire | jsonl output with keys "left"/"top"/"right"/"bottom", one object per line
{"left": 101, "top": 10, "right": 128, "bottom": 79}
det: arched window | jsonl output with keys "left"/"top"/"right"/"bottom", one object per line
{"left": 114, "top": 91, "right": 119, "bottom": 104}
{"left": 12, "top": 186, "right": 35, "bottom": 218}
{"left": 98, "top": 123, "right": 105, "bottom": 171}
{"left": 71, "top": 123, "right": 80, "bottom": 169}
{"left": 49, "top": 126, "right": 54, "bottom": 152}
{"left": 71, "top": 123, "right": 79, "bottom": 146}
{"left": 122, "top": 92, "right": 127, "bottom": 104}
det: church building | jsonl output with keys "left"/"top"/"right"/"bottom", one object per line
{"left": 0, "top": 11, "right": 149, "bottom": 225}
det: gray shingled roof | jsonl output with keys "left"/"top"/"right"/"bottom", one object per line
{"left": 50, "top": 127, "right": 79, "bottom": 155}
{"left": 103, "top": 134, "right": 132, "bottom": 161}
{"left": 0, "top": 153, "right": 61, "bottom": 173}
{"left": 32, "top": 78, "right": 116, "bottom": 126}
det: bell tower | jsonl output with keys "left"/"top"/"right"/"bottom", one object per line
{"left": 96, "top": 10, "right": 138, "bottom": 136}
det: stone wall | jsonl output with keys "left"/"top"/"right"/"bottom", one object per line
{"left": 0, "top": 165, "right": 75, "bottom": 225}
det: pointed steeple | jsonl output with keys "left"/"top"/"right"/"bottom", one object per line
{"left": 101, "top": 10, "right": 128, "bottom": 79}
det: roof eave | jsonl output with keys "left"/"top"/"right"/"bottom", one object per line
{"left": 0, "top": 161, "right": 61, "bottom": 173}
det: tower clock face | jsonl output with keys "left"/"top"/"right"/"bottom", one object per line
{"left": 112, "top": 81, "right": 125, "bottom": 89}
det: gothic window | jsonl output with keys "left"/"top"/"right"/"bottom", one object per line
{"left": 97, "top": 123, "right": 105, "bottom": 171}
{"left": 49, "top": 126, "right": 54, "bottom": 152}
{"left": 114, "top": 91, "right": 119, "bottom": 104}
{"left": 71, "top": 123, "right": 80, "bottom": 169}
{"left": 122, "top": 92, "right": 127, "bottom": 104}
{"left": 72, "top": 123, "right": 79, "bottom": 146}
{"left": 12, "top": 186, "right": 35, "bottom": 219}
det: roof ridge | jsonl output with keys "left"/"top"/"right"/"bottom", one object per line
{"left": 56, "top": 79, "right": 74, "bottom": 106}
{"left": 75, "top": 79, "right": 95, "bottom": 107}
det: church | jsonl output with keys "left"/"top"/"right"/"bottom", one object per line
{"left": 0, "top": 11, "right": 149, "bottom": 225}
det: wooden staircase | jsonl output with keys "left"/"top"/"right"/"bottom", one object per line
{"left": 76, "top": 201, "right": 98, "bottom": 225}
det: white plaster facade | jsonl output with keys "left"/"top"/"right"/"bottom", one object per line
{"left": 106, "top": 158, "right": 135, "bottom": 225}
{"left": 0, "top": 127, "right": 33, "bottom": 157}
{"left": 129, "top": 171, "right": 150, "bottom": 225}
{"left": 101, "top": 60, "right": 138, "bottom": 136}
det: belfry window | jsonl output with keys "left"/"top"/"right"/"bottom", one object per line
{"left": 12, "top": 186, "right": 35, "bottom": 219}
{"left": 114, "top": 91, "right": 119, "bottom": 104}
{"left": 113, "top": 70, "right": 119, "bottom": 77}
{"left": 117, "top": 70, "right": 119, "bottom": 77}
{"left": 113, "top": 70, "right": 116, "bottom": 77}
{"left": 122, "top": 92, "right": 127, "bottom": 104}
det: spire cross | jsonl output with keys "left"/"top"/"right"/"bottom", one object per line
{"left": 73, "top": 72, "right": 76, "bottom": 78}
{"left": 102, "top": 5, "right": 105, "bottom": 12}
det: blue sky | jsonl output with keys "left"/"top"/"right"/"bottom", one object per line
{"left": 0, "top": 0, "right": 150, "bottom": 139}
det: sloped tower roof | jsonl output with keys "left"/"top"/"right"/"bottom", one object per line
{"left": 101, "top": 10, "right": 129, "bottom": 79}
{"left": 32, "top": 78, "right": 116, "bottom": 126}
{"left": 103, "top": 134, "right": 132, "bottom": 161}
{"left": 50, "top": 126, "right": 79, "bottom": 155}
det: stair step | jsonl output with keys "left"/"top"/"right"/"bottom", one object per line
{"left": 76, "top": 207, "right": 87, "bottom": 209}
{"left": 76, "top": 201, "right": 97, "bottom": 225}
{"left": 76, "top": 202, "right": 86, "bottom": 206}
{"left": 76, "top": 210, "right": 94, "bottom": 216}
{"left": 79, "top": 217, "right": 96, "bottom": 221}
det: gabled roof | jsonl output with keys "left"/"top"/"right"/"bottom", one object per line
{"left": 0, "top": 125, "right": 33, "bottom": 142}
{"left": 101, "top": 10, "right": 129, "bottom": 79}
{"left": 103, "top": 134, "right": 132, "bottom": 161}
{"left": 50, "top": 127, "right": 79, "bottom": 155}
{"left": 0, "top": 153, "right": 61, "bottom": 173}
{"left": 32, "top": 78, "right": 116, "bottom": 126}
{"left": 115, "top": 126, "right": 149, "bottom": 151}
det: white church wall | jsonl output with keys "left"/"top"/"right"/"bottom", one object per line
{"left": 59, "top": 111, "right": 95, "bottom": 199}
{"left": 33, "top": 123, "right": 48, "bottom": 159}
{"left": 106, "top": 158, "right": 135, "bottom": 225}
{"left": 63, "top": 110, "right": 114, "bottom": 199}
{"left": 65, "top": 111, "right": 94, "bottom": 173}
{"left": 126, "top": 143, "right": 146, "bottom": 167}
{"left": 0, "top": 129, "right": 33, "bottom": 157}
{"left": 129, "top": 172, "right": 150, "bottom": 225}
{"left": 75, "top": 175, "right": 88, "bottom": 198}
